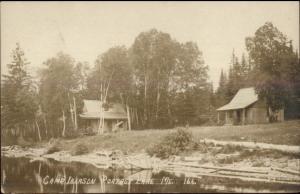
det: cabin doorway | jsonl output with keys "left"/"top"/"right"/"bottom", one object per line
{"left": 236, "top": 110, "right": 241, "bottom": 124}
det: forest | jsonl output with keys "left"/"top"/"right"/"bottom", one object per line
{"left": 1, "top": 22, "right": 299, "bottom": 144}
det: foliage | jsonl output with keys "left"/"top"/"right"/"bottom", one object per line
{"left": 86, "top": 46, "right": 132, "bottom": 102}
{"left": 71, "top": 143, "right": 89, "bottom": 155}
{"left": 64, "top": 129, "right": 81, "bottom": 139}
{"left": 1, "top": 43, "right": 38, "bottom": 136}
{"left": 17, "top": 136, "right": 33, "bottom": 147}
{"left": 146, "top": 128, "right": 197, "bottom": 159}
{"left": 215, "top": 51, "right": 252, "bottom": 108}
{"left": 216, "top": 22, "right": 299, "bottom": 120}
{"left": 131, "top": 29, "right": 210, "bottom": 128}
{"left": 46, "top": 139, "right": 63, "bottom": 154}
{"left": 246, "top": 22, "right": 298, "bottom": 115}
{"left": 39, "top": 52, "right": 79, "bottom": 137}
{"left": 2, "top": 25, "right": 299, "bottom": 143}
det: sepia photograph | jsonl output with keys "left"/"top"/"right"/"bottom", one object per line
{"left": 1, "top": 1, "right": 300, "bottom": 193}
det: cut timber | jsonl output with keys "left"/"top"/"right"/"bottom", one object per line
{"left": 200, "top": 139, "right": 300, "bottom": 154}
{"left": 218, "top": 171, "right": 300, "bottom": 183}
{"left": 166, "top": 168, "right": 300, "bottom": 185}
{"left": 183, "top": 157, "right": 203, "bottom": 162}
{"left": 127, "top": 170, "right": 152, "bottom": 181}
{"left": 125, "top": 158, "right": 153, "bottom": 170}
{"left": 271, "top": 167, "right": 300, "bottom": 176}
{"left": 168, "top": 162, "right": 268, "bottom": 174}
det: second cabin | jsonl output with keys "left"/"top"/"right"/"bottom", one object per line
{"left": 216, "top": 87, "right": 284, "bottom": 125}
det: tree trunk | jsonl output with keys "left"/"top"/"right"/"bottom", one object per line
{"left": 70, "top": 103, "right": 74, "bottom": 127}
{"left": 35, "top": 120, "right": 42, "bottom": 141}
{"left": 98, "top": 69, "right": 114, "bottom": 134}
{"left": 135, "top": 108, "right": 139, "bottom": 126}
{"left": 73, "top": 96, "right": 78, "bottom": 130}
{"left": 144, "top": 69, "right": 147, "bottom": 127}
{"left": 155, "top": 82, "right": 160, "bottom": 122}
{"left": 126, "top": 104, "right": 131, "bottom": 131}
{"left": 43, "top": 115, "right": 48, "bottom": 137}
{"left": 167, "top": 97, "right": 172, "bottom": 127}
{"left": 62, "top": 110, "right": 66, "bottom": 137}
{"left": 68, "top": 93, "right": 75, "bottom": 127}
{"left": 98, "top": 83, "right": 103, "bottom": 134}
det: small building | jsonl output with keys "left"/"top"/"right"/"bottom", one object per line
{"left": 80, "top": 100, "right": 128, "bottom": 133}
{"left": 216, "top": 87, "right": 284, "bottom": 125}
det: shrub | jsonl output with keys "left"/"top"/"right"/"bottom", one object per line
{"left": 64, "top": 129, "right": 81, "bottom": 139}
{"left": 17, "top": 136, "right": 32, "bottom": 147}
{"left": 46, "top": 139, "right": 63, "bottom": 154}
{"left": 71, "top": 143, "right": 89, "bottom": 156}
{"left": 146, "top": 128, "right": 195, "bottom": 159}
{"left": 217, "top": 144, "right": 243, "bottom": 154}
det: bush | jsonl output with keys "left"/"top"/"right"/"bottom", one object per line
{"left": 64, "top": 129, "right": 82, "bottom": 139}
{"left": 146, "top": 128, "right": 195, "bottom": 159}
{"left": 71, "top": 143, "right": 89, "bottom": 156}
{"left": 46, "top": 139, "right": 63, "bottom": 154}
{"left": 17, "top": 136, "right": 32, "bottom": 147}
{"left": 217, "top": 144, "right": 243, "bottom": 154}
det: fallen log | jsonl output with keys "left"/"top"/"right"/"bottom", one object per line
{"left": 200, "top": 139, "right": 300, "bottom": 154}
{"left": 165, "top": 168, "right": 300, "bottom": 185}
{"left": 218, "top": 171, "right": 300, "bottom": 183}
{"left": 271, "top": 167, "right": 300, "bottom": 176}
{"left": 183, "top": 156, "right": 203, "bottom": 162}
{"left": 168, "top": 162, "right": 269, "bottom": 174}
{"left": 124, "top": 158, "right": 153, "bottom": 170}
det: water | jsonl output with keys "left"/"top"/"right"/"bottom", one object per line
{"left": 1, "top": 157, "right": 300, "bottom": 193}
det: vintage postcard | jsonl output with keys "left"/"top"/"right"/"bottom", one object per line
{"left": 1, "top": 1, "right": 300, "bottom": 193}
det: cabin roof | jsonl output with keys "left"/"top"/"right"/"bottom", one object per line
{"left": 217, "top": 87, "right": 258, "bottom": 111}
{"left": 80, "top": 100, "right": 127, "bottom": 119}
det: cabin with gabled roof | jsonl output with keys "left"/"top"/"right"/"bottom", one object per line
{"left": 216, "top": 87, "right": 284, "bottom": 125}
{"left": 80, "top": 100, "right": 128, "bottom": 132}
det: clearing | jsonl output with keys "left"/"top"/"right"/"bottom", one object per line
{"left": 35, "top": 119, "right": 300, "bottom": 153}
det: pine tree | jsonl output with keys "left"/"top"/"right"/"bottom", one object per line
{"left": 216, "top": 69, "right": 228, "bottom": 106}
{"left": 1, "top": 43, "right": 38, "bottom": 138}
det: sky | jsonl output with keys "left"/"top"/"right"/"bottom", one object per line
{"left": 1, "top": 1, "right": 299, "bottom": 89}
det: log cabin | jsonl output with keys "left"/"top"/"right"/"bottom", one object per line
{"left": 216, "top": 87, "right": 284, "bottom": 125}
{"left": 80, "top": 100, "right": 128, "bottom": 133}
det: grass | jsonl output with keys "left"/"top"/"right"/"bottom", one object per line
{"left": 190, "top": 120, "right": 300, "bottom": 146}
{"left": 146, "top": 128, "right": 197, "bottom": 159}
{"left": 70, "top": 143, "right": 89, "bottom": 156}
{"left": 38, "top": 120, "right": 300, "bottom": 154}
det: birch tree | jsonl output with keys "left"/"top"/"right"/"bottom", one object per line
{"left": 39, "top": 52, "right": 78, "bottom": 137}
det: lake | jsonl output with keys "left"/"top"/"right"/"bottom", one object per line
{"left": 1, "top": 157, "right": 300, "bottom": 193}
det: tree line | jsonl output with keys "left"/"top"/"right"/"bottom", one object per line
{"left": 215, "top": 22, "right": 299, "bottom": 121}
{"left": 1, "top": 22, "right": 299, "bottom": 144}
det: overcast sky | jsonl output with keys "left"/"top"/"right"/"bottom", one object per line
{"left": 1, "top": 1, "right": 299, "bottom": 89}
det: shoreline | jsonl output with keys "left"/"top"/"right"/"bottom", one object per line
{"left": 2, "top": 139, "right": 300, "bottom": 185}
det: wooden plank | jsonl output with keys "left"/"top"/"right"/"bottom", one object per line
{"left": 199, "top": 139, "right": 300, "bottom": 154}
{"left": 165, "top": 168, "right": 300, "bottom": 185}
{"left": 271, "top": 167, "right": 300, "bottom": 176}
{"left": 168, "top": 162, "right": 268, "bottom": 174}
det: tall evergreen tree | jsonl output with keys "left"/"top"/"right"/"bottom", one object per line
{"left": 216, "top": 69, "right": 228, "bottom": 107}
{"left": 1, "top": 43, "right": 38, "bottom": 139}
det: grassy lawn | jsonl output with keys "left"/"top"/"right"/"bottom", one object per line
{"left": 45, "top": 120, "right": 300, "bottom": 153}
